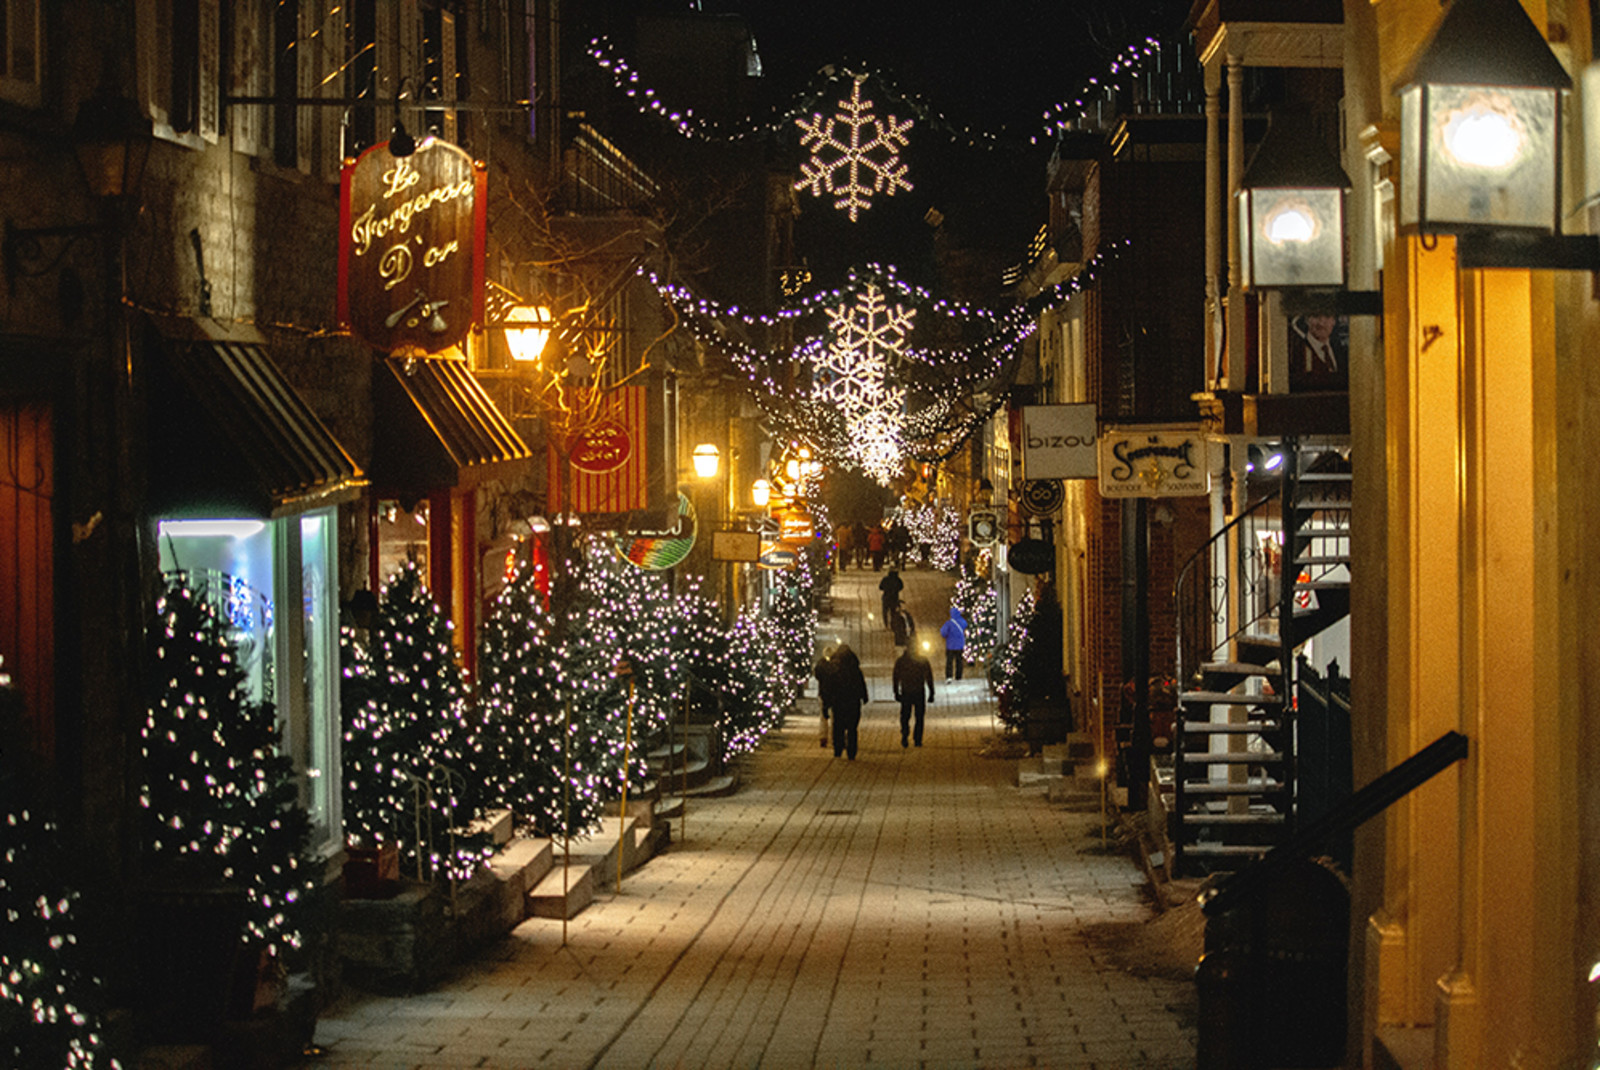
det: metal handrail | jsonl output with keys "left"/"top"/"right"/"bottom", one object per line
{"left": 1173, "top": 487, "right": 1282, "bottom": 687}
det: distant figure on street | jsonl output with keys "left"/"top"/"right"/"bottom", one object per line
{"left": 893, "top": 645, "right": 936, "bottom": 747}
{"left": 890, "top": 603, "right": 916, "bottom": 648}
{"left": 835, "top": 524, "right": 854, "bottom": 572}
{"left": 939, "top": 605, "right": 968, "bottom": 681}
{"left": 853, "top": 521, "right": 870, "bottom": 568}
{"left": 830, "top": 645, "right": 869, "bottom": 760}
{"left": 868, "top": 525, "right": 887, "bottom": 570}
{"left": 813, "top": 644, "right": 841, "bottom": 748}
{"left": 887, "top": 521, "right": 911, "bottom": 570}
{"left": 878, "top": 569, "right": 904, "bottom": 628}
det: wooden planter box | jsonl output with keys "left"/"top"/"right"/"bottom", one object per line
{"left": 343, "top": 843, "right": 401, "bottom": 899}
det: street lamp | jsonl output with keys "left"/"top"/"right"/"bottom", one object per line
{"left": 1398, "top": 0, "right": 1598, "bottom": 269}
{"left": 693, "top": 443, "right": 720, "bottom": 479}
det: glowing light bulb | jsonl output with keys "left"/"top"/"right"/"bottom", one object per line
{"left": 1263, "top": 203, "right": 1316, "bottom": 244}
{"left": 1441, "top": 97, "right": 1525, "bottom": 169}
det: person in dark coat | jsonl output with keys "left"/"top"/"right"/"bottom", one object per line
{"left": 878, "top": 568, "right": 904, "bottom": 628}
{"left": 890, "top": 603, "right": 915, "bottom": 647}
{"left": 813, "top": 644, "right": 841, "bottom": 748}
{"left": 939, "top": 605, "right": 968, "bottom": 681}
{"left": 830, "top": 645, "right": 869, "bottom": 760}
{"left": 893, "top": 645, "right": 936, "bottom": 747}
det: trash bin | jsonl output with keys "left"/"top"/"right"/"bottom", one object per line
{"left": 1196, "top": 857, "right": 1349, "bottom": 1069}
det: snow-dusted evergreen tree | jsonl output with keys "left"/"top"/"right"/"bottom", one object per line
{"left": 141, "top": 577, "right": 313, "bottom": 955}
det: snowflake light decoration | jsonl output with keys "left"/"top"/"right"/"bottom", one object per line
{"left": 796, "top": 75, "right": 912, "bottom": 222}
{"left": 810, "top": 284, "right": 916, "bottom": 483}
{"left": 813, "top": 284, "right": 914, "bottom": 418}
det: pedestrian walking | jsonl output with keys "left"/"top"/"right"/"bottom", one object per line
{"left": 853, "top": 521, "right": 870, "bottom": 568}
{"left": 893, "top": 644, "right": 936, "bottom": 747}
{"left": 890, "top": 603, "right": 915, "bottom": 647}
{"left": 830, "top": 645, "right": 868, "bottom": 760}
{"left": 835, "top": 523, "right": 854, "bottom": 572}
{"left": 939, "top": 605, "right": 968, "bottom": 681}
{"left": 878, "top": 568, "right": 904, "bottom": 628}
{"left": 814, "top": 644, "right": 841, "bottom": 748}
{"left": 867, "top": 524, "right": 886, "bottom": 570}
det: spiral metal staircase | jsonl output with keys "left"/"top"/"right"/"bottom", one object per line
{"left": 1169, "top": 440, "right": 1351, "bottom": 875}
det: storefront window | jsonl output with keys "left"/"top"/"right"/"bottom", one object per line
{"left": 157, "top": 510, "right": 343, "bottom": 855}
{"left": 376, "top": 498, "right": 429, "bottom": 587}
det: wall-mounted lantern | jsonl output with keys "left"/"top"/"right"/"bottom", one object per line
{"left": 503, "top": 304, "right": 554, "bottom": 363}
{"left": 692, "top": 443, "right": 721, "bottom": 479}
{"left": 1239, "top": 115, "right": 1351, "bottom": 290}
{"left": 751, "top": 478, "right": 771, "bottom": 507}
{"left": 1398, "top": 0, "right": 1598, "bottom": 269}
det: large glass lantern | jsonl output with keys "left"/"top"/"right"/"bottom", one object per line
{"left": 1239, "top": 117, "right": 1351, "bottom": 289}
{"left": 1397, "top": 0, "right": 1570, "bottom": 234}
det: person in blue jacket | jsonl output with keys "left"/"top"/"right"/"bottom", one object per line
{"left": 939, "top": 605, "right": 968, "bottom": 682}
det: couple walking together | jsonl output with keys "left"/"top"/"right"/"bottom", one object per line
{"left": 814, "top": 644, "right": 936, "bottom": 756}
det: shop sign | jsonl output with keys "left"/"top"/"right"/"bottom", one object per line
{"left": 1019, "top": 479, "right": 1064, "bottom": 517}
{"left": 339, "top": 139, "right": 487, "bottom": 354}
{"left": 614, "top": 493, "right": 696, "bottom": 570}
{"left": 1021, "top": 403, "right": 1098, "bottom": 480}
{"left": 1097, "top": 429, "right": 1211, "bottom": 498}
{"left": 1007, "top": 537, "right": 1053, "bottom": 575}
{"left": 758, "top": 543, "right": 798, "bottom": 569}
{"left": 779, "top": 511, "right": 815, "bottom": 542}
{"left": 569, "top": 419, "right": 632, "bottom": 475}
{"left": 968, "top": 509, "right": 999, "bottom": 546}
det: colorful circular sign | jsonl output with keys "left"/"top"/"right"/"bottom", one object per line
{"left": 614, "top": 493, "right": 696, "bottom": 570}
{"left": 569, "top": 419, "right": 633, "bottom": 475}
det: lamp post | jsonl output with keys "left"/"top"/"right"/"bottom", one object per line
{"left": 1238, "top": 116, "right": 1351, "bottom": 292}
{"left": 1397, "top": 0, "right": 1599, "bottom": 269}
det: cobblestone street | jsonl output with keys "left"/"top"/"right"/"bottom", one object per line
{"left": 310, "top": 566, "right": 1199, "bottom": 1069}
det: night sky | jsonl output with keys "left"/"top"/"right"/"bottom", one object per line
{"left": 575, "top": 0, "right": 1194, "bottom": 299}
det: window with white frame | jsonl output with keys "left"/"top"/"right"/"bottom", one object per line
{"left": 156, "top": 508, "right": 344, "bottom": 857}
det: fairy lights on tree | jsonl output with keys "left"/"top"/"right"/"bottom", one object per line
{"left": 140, "top": 578, "right": 314, "bottom": 956}
{"left": 795, "top": 74, "right": 913, "bottom": 221}
{"left": 3, "top": 663, "right": 122, "bottom": 1068}
{"left": 951, "top": 557, "right": 999, "bottom": 666}
{"left": 340, "top": 562, "right": 493, "bottom": 882}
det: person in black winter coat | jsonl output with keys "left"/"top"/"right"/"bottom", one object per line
{"left": 813, "top": 645, "right": 841, "bottom": 748}
{"left": 878, "top": 569, "right": 904, "bottom": 629}
{"left": 830, "top": 645, "right": 869, "bottom": 760}
{"left": 893, "top": 646, "right": 935, "bottom": 747}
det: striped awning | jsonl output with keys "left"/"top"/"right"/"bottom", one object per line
{"left": 373, "top": 356, "right": 531, "bottom": 491}
{"left": 148, "top": 332, "right": 366, "bottom": 518}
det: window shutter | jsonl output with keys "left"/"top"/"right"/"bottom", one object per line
{"left": 197, "top": 0, "right": 220, "bottom": 143}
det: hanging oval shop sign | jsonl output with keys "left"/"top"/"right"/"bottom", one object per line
{"left": 339, "top": 138, "right": 487, "bottom": 354}
{"left": 569, "top": 419, "right": 633, "bottom": 475}
{"left": 1006, "top": 537, "right": 1054, "bottom": 575}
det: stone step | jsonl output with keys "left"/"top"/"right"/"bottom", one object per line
{"left": 658, "top": 774, "right": 739, "bottom": 816}
{"left": 527, "top": 862, "right": 595, "bottom": 920}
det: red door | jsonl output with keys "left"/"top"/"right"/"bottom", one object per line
{"left": 0, "top": 399, "right": 55, "bottom": 759}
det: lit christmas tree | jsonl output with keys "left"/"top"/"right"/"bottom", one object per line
{"left": 340, "top": 561, "right": 491, "bottom": 881}
{"left": 989, "top": 588, "right": 1037, "bottom": 731}
{"left": 951, "top": 560, "right": 998, "bottom": 666}
{"left": 2, "top": 666, "right": 122, "bottom": 1069}
{"left": 140, "top": 578, "right": 314, "bottom": 956}
{"left": 477, "top": 562, "right": 581, "bottom": 836}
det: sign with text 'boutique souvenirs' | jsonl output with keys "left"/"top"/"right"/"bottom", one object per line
{"left": 339, "top": 139, "right": 486, "bottom": 354}
{"left": 1097, "top": 429, "right": 1212, "bottom": 498}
